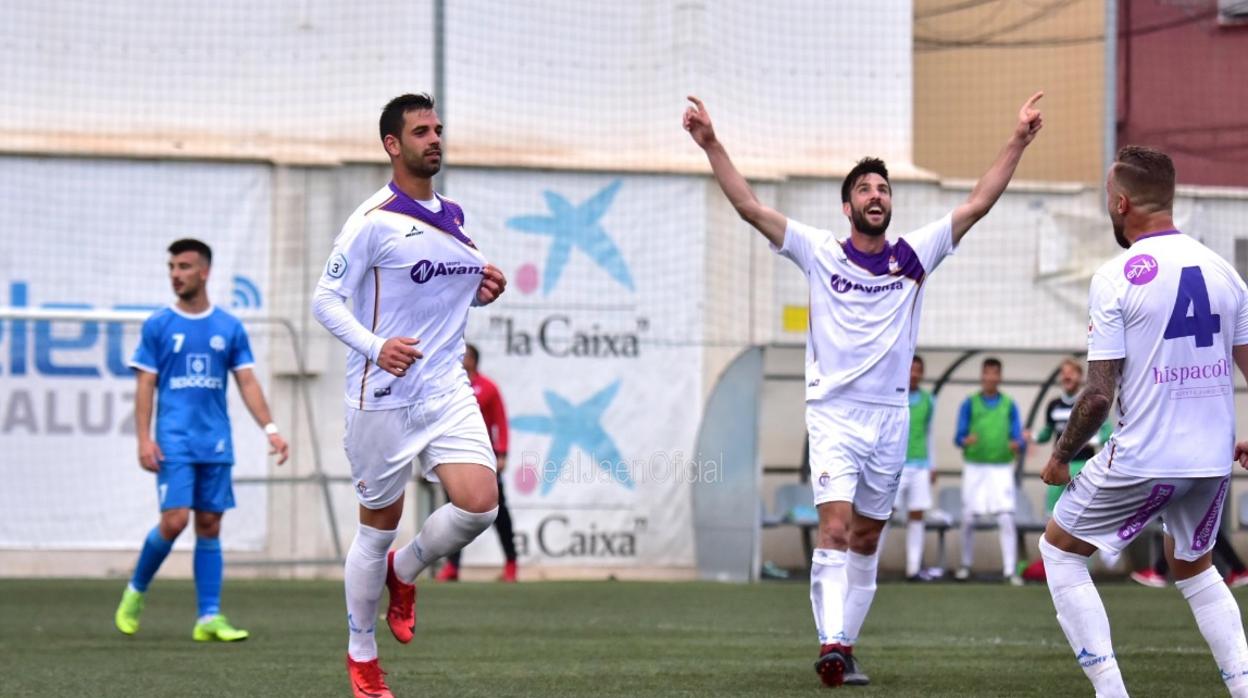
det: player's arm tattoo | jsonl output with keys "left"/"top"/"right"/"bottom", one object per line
{"left": 1053, "top": 359, "right": 1121, "bottom": 464}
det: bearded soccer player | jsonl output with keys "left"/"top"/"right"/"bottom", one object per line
{"left": 1041, "top": 146, "right": 1248, "bottom": 698}
{"left": 684, "top": 92, "right": 1043, "bottom": 688}
{"left": 312, "top": 93, "right": 507, "bottom": 698}
{"left": 115, "top": 238, "right": 289, "bottom": 641}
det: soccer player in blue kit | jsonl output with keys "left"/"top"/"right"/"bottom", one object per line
{"left": 114, "top": 238, "right": 289, "bottom": 641}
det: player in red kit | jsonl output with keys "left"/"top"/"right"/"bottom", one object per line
{"left": 437, "top": 343, "right": 519, "bottom": 582}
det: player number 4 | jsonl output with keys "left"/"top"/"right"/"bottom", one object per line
{"left": 1163, "top": 266, "right": 1221, "bottom": 348}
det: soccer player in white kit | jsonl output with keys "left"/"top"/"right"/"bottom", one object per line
{"left": 312, "top": 93, "right": 508, "bottom": 698}
{"left": 684, "top": 92, "right": 1044, "bottom": 688}
{"left": 1040, "top": 146, "right": 1248, "bottom": 698}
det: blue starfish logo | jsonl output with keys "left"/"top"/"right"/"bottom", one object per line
{"left": 506, "top": 180, "right": 634, "bottom": 294}
{"left": 511, "top": 380, "right": 633, "bottom": 495}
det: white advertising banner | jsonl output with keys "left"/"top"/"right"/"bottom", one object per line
{"left": 0, "top": 157, "right": 271, "bottom": 550}
{"left": 456, "top": 170, "right": 706, "bottom": 569}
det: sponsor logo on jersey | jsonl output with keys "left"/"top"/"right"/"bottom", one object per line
{"left": 1124, "top": 254, "right": 1158, "bottom": 285}
{"left": 373, "top": 386, "right": 391, "bottom": 398}
{"left": 1152, "top": 358, "right": 1231, "bottom": 386}
{"left": 829, "top": 273, "right": 903, "bottom": 295}
{"left": 409, "top": 259, "right": 484, "bottom": 285}
{"left": 405, "top": 226, "right": 424, "bottom": 237}
{"left": 169, "top": 353, "right": 224, "bottom": 390}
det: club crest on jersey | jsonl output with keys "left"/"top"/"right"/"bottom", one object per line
{"left": 888, "top": 255, "right": 900, "bottom": 274}
{"left": 410, "top": 259, "right": 484, "bottom": 285}
{"left": 1124, "top": 254, "right": 1158, "bottom": 286}
{"left": 210, "top": 335, "right": 226, "bottom": 352}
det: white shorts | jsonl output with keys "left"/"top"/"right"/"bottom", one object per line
{"left": 1052, "top": 451, "right": 1230, "bottom": 562}
{"left": 962, "top": 463, "right": 1015, "bottom": 516}
{"left": 807, "top": 398, "right": 909, "bottom": 520}
{"left": 344, "top": 380, "right": 496, "bottom": 510}
{"left": 895, "top": 466, "right": 933, "bottom": 512}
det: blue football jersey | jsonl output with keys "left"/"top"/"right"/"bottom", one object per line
{"left": 129, "top": 306, "right": 254, "bottom": 464}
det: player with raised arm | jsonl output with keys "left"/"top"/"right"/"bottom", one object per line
{"left": 1040, "top": 146, "right": 1248, "bottom": 698}
{"left": 684, "top": 92, "right": 1043, "bottom": 688}
{"left": 311, "top": 93, "right": 506, "bottom": 698}
{"left": 114, "top": 238, "right": 290, "bottom": 642}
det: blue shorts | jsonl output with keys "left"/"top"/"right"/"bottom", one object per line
{"left": 157, "top": 462, "right": 235, "bottom": 512}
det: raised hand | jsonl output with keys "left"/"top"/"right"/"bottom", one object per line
{"left": 1015, "top": 91, "right": 1044, "bottom": 146}
{"left": 378, "top": 337, "right": 423, "bottom": 377}
{"left": 1236, "top": 441, "right": 1248, "bottom": 470}
{"left": 683, "top": 96, "right": 718, "bottom": 149}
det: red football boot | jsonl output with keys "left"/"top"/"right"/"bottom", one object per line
{"left": 385, "top": 550, "right": 416, "bottom": 644}
{"left": 347, "top": 655, "right": 393, "bottom": 698}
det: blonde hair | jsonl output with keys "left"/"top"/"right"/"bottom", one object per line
{"left": 1059, "top": 357, "right": 1083, "bottom": 375}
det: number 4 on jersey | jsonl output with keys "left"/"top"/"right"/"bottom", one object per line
{"left": 1164, "top": 266, "right": 1221, "bottom": 348}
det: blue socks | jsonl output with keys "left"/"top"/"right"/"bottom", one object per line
{"left": 194, "top": 537, "right": 223, "bottom": 618}
{"left": 130, "top": 526, "right": 174, "bottom": 593}
{"left": 129, "top": 526, "right": 225, "bottom": 619}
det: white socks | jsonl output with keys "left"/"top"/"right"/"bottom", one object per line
{"left": 393, "top": 503, "right": 498, "bottom": 583}
{"left": 810, "top": 548, "right": 848, "bottom": 645}
{"left": 961, "top": 512, "right": 976, "bottom": 569}
{"left": 344, "top": 524, "right": 397, "bottom": 662}
{"left": 1040, "top": 537, "right": 1128, "bottom": 698}
{"left": 905, "top": 520, "right": 925, "bottom": 578}
{"left": 1176, "top": 566, "right": 1248, "bottom": 697}
{"left": 998, "top": 513, "right": 1017, "bottom": 577}
{"left": 959, "top": 513, "right": 1017, "bottom": 577}
{"left": 843, "top": 551, "right": 879, "bottom": 646}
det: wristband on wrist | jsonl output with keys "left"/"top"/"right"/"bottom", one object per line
{"left": 263, "top": 422, "right": 279, "bottom": 436}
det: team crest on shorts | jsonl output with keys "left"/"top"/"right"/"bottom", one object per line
{"left": 355, "top": 480, "right": 367, "bottom": 494}
{"left": 818, "top": 471, "right": 830, "bottom": 487}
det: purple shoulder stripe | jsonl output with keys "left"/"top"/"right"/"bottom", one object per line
{"left": 383, "top": 182, "right": 476, "bottom": 249}
{"left": 841, "top": 240, "right": 893, "bottom": 276}
{"left": 891, "top": 239, "right": 926, "bottom": 283}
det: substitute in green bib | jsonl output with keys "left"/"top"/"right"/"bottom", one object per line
{"left": 954, "top": 357, "right": 1027, "bottom": 585}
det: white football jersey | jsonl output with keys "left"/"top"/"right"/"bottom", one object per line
{"left": 1087, "top": 230, "right": 1248, "bottom": 477}
{"left": 776, "top": 214, "right": 955, "bottom": 406}
{"left": 318, "top": 183, "right": 487, "bottom": 410}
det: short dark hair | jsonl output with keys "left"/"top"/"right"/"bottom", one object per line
{"left": 168, "top": 238, "right": 212, "bottom": 265}
{"left": 465, "top": 342, "right": 479, "bottom": 365}
{"left": 380, "top": 93, "right": 436, "bottom": 143}
{"left": 841, "top": 157, "right": 890, "bottom": 203}
{"left": 1113, "top": 145, "right": 1175, "bottom": 212}
{"left": 982, "top": 357, "right": 1002, "bottom": 371}
{"left": 912, "top": 354, "right": 924, "bottom": 368}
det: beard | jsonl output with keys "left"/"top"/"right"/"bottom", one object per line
{"left": 851, "top": 205, "right": 891, "bottom": 237}
{"left": 1111, "top": 212, "right": 1130, "bottom": 249}
{"left": 174, "top": 283, "right": 199, "bottom": 301}
{"left": 401, "top": 149, "right": 442, "bottom": 179}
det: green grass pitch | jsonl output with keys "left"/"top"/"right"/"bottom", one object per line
{"left": 0, "top": 578, "right": 1234, "bottom": 696}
